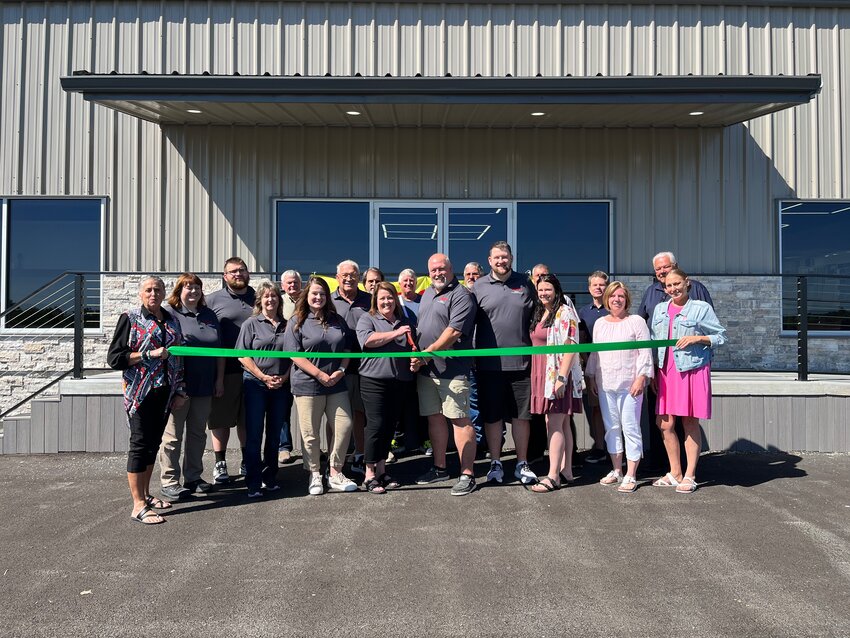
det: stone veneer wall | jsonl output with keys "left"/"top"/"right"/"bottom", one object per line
{"left": 2, "top": 273, "right": 848, "bottom": 417}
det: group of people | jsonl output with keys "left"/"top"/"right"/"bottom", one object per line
{"left": 108, "top": 247, "right": 726, "bottom": 525}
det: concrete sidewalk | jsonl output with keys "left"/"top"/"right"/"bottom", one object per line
{"left": 1, "top": 451, "right": 849, "bottom": 637}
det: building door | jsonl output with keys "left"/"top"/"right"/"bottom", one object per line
{"left": 372, "top": 201, "right": 512, "bottom": 276}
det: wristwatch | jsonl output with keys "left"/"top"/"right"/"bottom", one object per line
{"left": 556, "top": 374, "right": 567, "bottom": 383}
{"left": 339, "top": 366, "right": 347, "bottom": 374}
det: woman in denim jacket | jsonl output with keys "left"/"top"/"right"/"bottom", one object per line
{"left": 650, "top": 268, "right": 726, "bottom": 493}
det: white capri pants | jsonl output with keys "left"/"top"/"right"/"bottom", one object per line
{"left": 598, "top": 389, "right": 644, "bottom": 462}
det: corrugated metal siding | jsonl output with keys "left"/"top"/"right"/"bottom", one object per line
{"left": 1, "top": 1, "right": 848, "bottom": 272}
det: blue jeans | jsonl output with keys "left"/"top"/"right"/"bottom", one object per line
{"left": 242, "top": 374, "right": 286, "bottom": 492}
{"left": 278, "top": 383, "right": 294, "bottom": 452}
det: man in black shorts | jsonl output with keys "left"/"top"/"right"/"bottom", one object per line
{"left": 473, "top": 241, "right": 537, "bottom": 485}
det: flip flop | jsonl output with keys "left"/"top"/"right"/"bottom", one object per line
{"left": 618, "top": 476, "right": 638, "bottom": 493}
{"left": 652, "top": 473, "right": 681, "bottom": 487}
{"left": 530, "top": 476, "right": 560, "bottom": 493}
{"left": 131, "top": 505, "right": 165, "bottom": 525}
{"left": 145, "top": 495, "right": 173, "bottom": 510}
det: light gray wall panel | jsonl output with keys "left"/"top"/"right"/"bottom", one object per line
{"left": 1, "top": 1, "right": 849, "bottom": 274}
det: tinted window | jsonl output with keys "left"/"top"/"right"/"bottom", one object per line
{"left": 377, "top": 206, "right": 439, "bottom": 278}
{"left": 516, "top": 202, "right": 610, "bottom": 303}
{"left": 781, "top": 201, "right": 850, "bottom": 331}
{"left": 3, "top": 199, "right": 102, "bottom": 329}
{"left": 276, "top": 201, "right": 370, "bottom": 276}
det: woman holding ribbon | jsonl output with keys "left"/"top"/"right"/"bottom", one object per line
{"left": 356, "top": 281, "right": 416, "bottom": 493}
{"left": 585, "top": 281, "right": 653, "bottom": 492}
{"left": 235, "top": 280, "right": 291, "bottom": 498}
{"left": 650, "top": 268, "right": 726, "bottom": 493}
{"left": 529, "top": 274, "right": 584, "bottom": 493}
{"left": 107, "top": 276, "right": 186, "bottom": 525}
{"left": 284, "top": 276, "right": 355, "bottom": 496}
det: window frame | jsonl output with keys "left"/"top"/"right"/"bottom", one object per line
{"left": 274, "top": 197, "right": 614, "bottom": 278}
{"left": 777, "top": 198, "right": 850, "bottom": 337}
{"left": 0, "top": 196, "right": 107, "bottom": 334}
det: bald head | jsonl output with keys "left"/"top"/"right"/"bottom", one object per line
{"left": 427, "top": 253, "right": 453, "bottom": 292}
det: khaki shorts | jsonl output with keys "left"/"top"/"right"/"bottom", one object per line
{"left": 347, "top": 373, "right": 365, "bottom": 413}
{"left": 417, "top": 375, "right": 470, "bottom": 420}
{"left": 207, "top": 372, "right": 245, "bottom": 429}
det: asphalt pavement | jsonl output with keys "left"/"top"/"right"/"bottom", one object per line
{"left": 1, "top": 450, "right": 849, "bottom": 637}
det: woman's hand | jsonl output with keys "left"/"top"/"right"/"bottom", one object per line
{"left": 150, "top": 346, "right": 169, "bottom": 360}
{"left": 264, "top": 375, "right": 284, "bottom": 390}
{"left": 675, "top": 335, "right": 705, "bottom": 349}
{"left": 629, "top": 376, "right": 646, "bottom": 398}
{"left": 554, "top": 379, "right": 566, "bottom": 399}
{"left": 326, "top": 369, "right": 345, "bottom": 386}
{"left": 395, "top": 325, "right": 412, "bottom": 339}
{"left": 410, "top": 357, "right": 423, "bottom": 373}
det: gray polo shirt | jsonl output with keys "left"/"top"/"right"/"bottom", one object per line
{"left": 207, "top": 285, "right": 256, "bottom": 374}
{"left": 356, "top": 311, "right": 415, "bottom": 381}
{"left": 332, "top": 288, "right": 372, "bottom": 374}
{"left": 472, "top": 270, "right": 535, "bottom": 372}
{"left": 283, "top": 312, "right": 349, "bottom": 396}
{"left": 416, "top": 277, "right": 476, "bottom": 380}
{"left": 167, "top": 304, "right": 221, "bottom": 397}
{"left": 234, "top": 314, "right": 292, "bottom": 378}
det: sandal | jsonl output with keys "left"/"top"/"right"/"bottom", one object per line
{"left": 145, "top": 495, "right": 172, "bottom": 510}
{"left": 559, "top": 473, "right": 576, "bottom": 486}
{"left": 676, "top": 476, "right": 698, "bottom": 493}
{"left": 617, "top": 476, "right": 638, "bottom": 493}
{"left": 377, "top": 473, "right": 401, "bottom": 490}
{"left": 652, "top": 473, "right": 681, "bottom": 487}
{"left": 131, "top": 505, "right": 165, "bottom": 525}
{"left": 599, "top": 470, "right": 622, "bottom": 485}
{"left": 363, "top": 477, "right": 386, "bottom": 494}
{"left": 530, "top": 476, "right": 560, "bottom": 493}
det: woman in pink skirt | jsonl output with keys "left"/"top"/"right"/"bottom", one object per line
{"left": 529, "top": 274, "right": 584, "bottom": 493}
{"left": 649, "top": 268, "right": 726, "bottom": 493}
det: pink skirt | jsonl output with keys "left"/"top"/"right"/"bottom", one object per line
{"left": 657, "top": 351, "right": 712, "bottom": 420}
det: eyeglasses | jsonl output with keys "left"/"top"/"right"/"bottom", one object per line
{"left": 226, "top": 268, "right": 247, "bottom": 275}
{"left": 338, "top": 273, "right": 358, "bottom": 280}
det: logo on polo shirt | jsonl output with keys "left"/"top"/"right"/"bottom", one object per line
{"left": 436, "top": 296, "right": 448, "bottom": 304}
{"left": 509, "top": 287, "right": 524, "bottom": 294}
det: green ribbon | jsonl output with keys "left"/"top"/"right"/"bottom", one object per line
{"left": 169, "top": 339, "right": 675, "bottom": 360}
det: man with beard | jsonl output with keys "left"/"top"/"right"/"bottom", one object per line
{"left": 332, "top": 260, "right": 373, "bottom": 476}
{"left": 206, "top": 257, "right": 255, "bottom": 483}
{"left": 413, "top": 253, "right": 478, "bottom": 496}
{"left": 473, "top": 242, "right": 537, "bottom": 485}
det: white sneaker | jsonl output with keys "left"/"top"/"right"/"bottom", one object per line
{"left": 308, "top": 474, "right": 324, "bottom": 495}
{"left": 328, "top": 472, "right": 357, "bottom": 492}
{"left": 487, "top": 459, "right": 504, "bottom": 483}
{"left": 514, "top": 461, "right": 537, "bottom": 485}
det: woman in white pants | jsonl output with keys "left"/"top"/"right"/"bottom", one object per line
{"left": 586, "top": 282, "right": 653, "bottom": 493}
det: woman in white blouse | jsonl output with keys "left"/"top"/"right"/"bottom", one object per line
{"left": 586, "top": 282, "right": 654, "bottom": 493}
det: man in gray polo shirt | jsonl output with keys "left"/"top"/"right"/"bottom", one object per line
{"left": 332, "top": 259, "right": 372, "bottom": 475}
{"left": 413, "top": 253, "right": 478, "bottom": 496}
{"left": 206, "top": 256, "right": 256, "bottom": 484}
{"left": 473, "top": 241, "right": 537, "bottom": 485}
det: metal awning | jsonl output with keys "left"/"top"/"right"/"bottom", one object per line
{"left": 60, "top": 73, "right": 821, "bottom": 128}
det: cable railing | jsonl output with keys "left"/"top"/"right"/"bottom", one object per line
{"left": 1, "top": 270, "right": 848, "bottom": 418}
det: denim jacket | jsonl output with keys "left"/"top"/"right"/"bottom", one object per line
{"left": 650, "top": 299, "right": 726, "bottom": 372}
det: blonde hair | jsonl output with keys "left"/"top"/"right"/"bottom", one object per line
{"left": 602, "top": 281, "right": 632, "bottom": 312}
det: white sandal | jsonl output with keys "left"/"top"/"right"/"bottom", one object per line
{"left": 676, "top": 476, "right": 698, "bottom": 493}
{"left": 599, "top": 470, "right": 622, "bottom": 485}
{"left": 617, "top": 475, "right": 638, "bottom": 493}
{"left": 652, "top": 472, "right": 681, "bottom": 487}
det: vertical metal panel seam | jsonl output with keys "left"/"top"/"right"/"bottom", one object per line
{"left": 14, "top": 7, "right": 27, "bottom": 194}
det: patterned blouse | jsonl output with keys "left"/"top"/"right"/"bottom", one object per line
{"left": 542, "top": 300, "right": 584, "bottom": 401}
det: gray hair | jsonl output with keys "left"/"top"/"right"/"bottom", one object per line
{"left": 531, "top": 263, "right": 549, "bottom": 274}
{"left": 139, "top": 275, "right": 165, "bottom": 292}
{"left": 336, "top": 259, "right": 360, "bottom": 275}
{"left": 464, "top": 262, "right": 483, "bottom": 274}
{"left": 398, "top": 268, "right": 417, "bottom": 280}
{"left": 652, "top": 251, "right": 677, "bottom": 266}
{"left": 280, "top": 269, "right": 302, "bottom": 283}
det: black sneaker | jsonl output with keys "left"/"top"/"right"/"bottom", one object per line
{"left": 416, "top": 466, "right": 451, "bottom": 485}
{"left": 160, "top": 484, "right": 190, "bottom": 501}
{"left": 184, "top": 479, "right": 213, "bottom": 494}
{"left": 585, "top": 449, "right": 608, "bottom": 464}
{"left": 450, "top": 474, "right": 476, "bottom": 496}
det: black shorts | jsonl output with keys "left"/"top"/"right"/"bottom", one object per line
{"left": 477, "top": 370, "right": 532, "bottom": 423}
